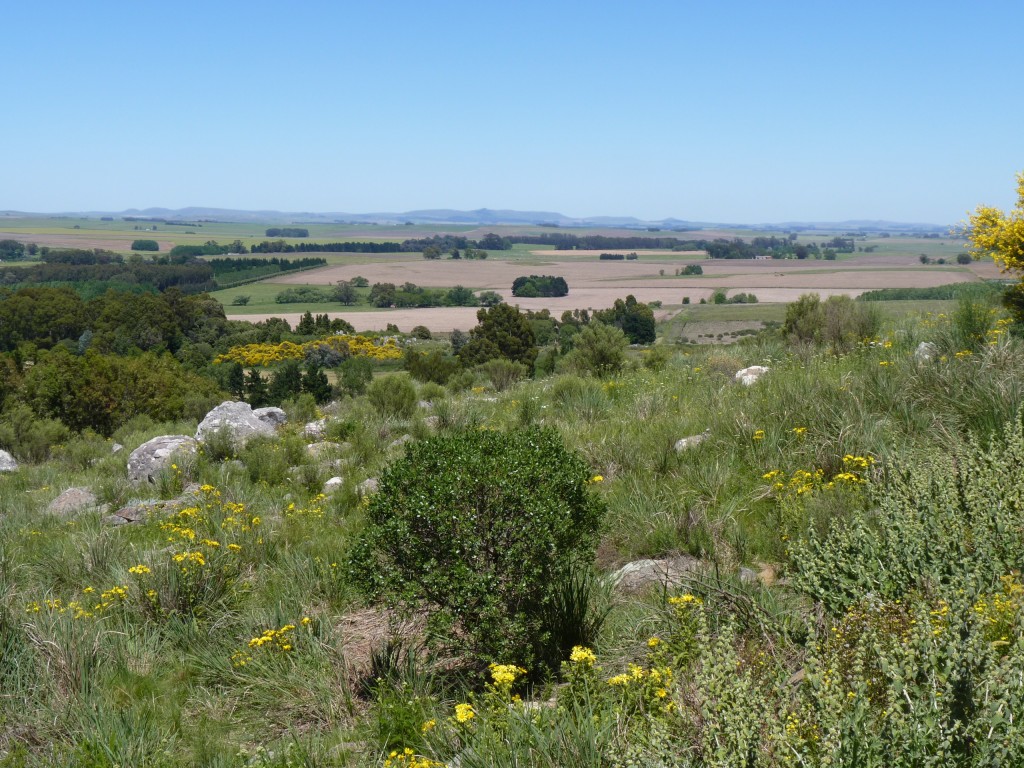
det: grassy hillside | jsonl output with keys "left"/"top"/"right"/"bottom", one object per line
{"left": 3, "top": 301, "right": 1024, "bottom": 766}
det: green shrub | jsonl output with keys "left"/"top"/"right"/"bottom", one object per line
{"left": 366, "top": 373, "right": 417, "bottom": 419}
{"left": 568, "top": 323, "right": 627, "bottom": 378}
{"left": 478, "top": 358, "right": 528, "bottom": 391}
{"left": 349, "top": 427, "right": 606, "bottom": 674}
{"left": 130, "top": 239, "right": 159, "bottom": 251}
{"left": 405, "top": 348, "right": 459, "bottom": 385}
{"left": 0, "top": 403, "right": 70, "bottom": 463}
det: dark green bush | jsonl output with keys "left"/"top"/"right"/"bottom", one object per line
{"left": 348, "top": 428, "right": 606, "bottom": 674}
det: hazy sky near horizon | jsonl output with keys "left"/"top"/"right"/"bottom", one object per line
{"left": 5, "top": 0, "right": 1022, "bottom": 224}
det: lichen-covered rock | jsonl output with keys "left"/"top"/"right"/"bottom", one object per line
{"left": 0, "top": 450, "right": 17, "bottom": 472}
{"left": 253, "top": 407, "right": 287, "bottom": 427}
{"left": 303, "top": 419, "right": 327, "bottom": 440}
{"left": 324, "top": 476, "right": 344, "bottom": 493}
{"left": 735, "top": 366, "right": 769, "bottom": 386}
{"left": 47, "top": 487, "right": 98, "bottom": 516}
{"left": 611, "top": 556, "right": 703, "bottom": 594}
{"left": 357, "top": 477, "right": 379, "bottom": 497}
{"left": 127, "top": 435, "right": 198, "bottom": 484}
{"left": 196, "top": 401, "right": 277, "bottom": 446}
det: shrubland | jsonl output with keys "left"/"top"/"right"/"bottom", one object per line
{"left": 4, "top": 176, "right": 1024, "bottom": 765}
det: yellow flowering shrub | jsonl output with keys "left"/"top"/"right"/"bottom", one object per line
{"left": 214, "top": 334, "right": 402, "bottom": 367}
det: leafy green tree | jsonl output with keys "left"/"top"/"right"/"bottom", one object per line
{"left": 130, "top": 239, "right": 159, "bottom": 251}
{"left": 593, "top": 295, "right": 656, "bottom": 344}
{"left": 369, "top": 282, "right": 396, "bottom": 308}
{"left": 477, "top": 290, "right": 502, "bottom": 307}
{"left": 348, "top": 427, "right": 606, "bottom": 674}
{"left": 333, "top": 281, "right": 359, "bottom": 305}
{"left": 445, "top": 285, "right": 476, "bottom": 306}
{"left": 459, "top": 303, "right": 537, "bottom": 369}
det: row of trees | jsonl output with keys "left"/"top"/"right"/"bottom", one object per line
{"left": 264, "top": 228, "right": 308, "bottom": 238}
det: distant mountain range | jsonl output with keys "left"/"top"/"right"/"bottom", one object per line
{"left": 0, "top": 207, "right": 950, "bottom": 233}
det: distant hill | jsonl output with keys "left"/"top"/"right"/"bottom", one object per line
{"left": 0, "top": 207, "right": 950, "bottom": 232}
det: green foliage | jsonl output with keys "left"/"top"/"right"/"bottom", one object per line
{"left": 593, "top": 295, "right": 656, "bottom": 344}
{"left": 130, "top": 239, "right": 159, "bottom": 251}
{"left": 405, "top": 349, "right": 460, "bottom": 385}
{"left": 569, "top": 322, "right": 628, "bottom": 378}
{"left": 0, "top": 402, "right": 71, "bottom": 462}
{"left": 783, "top": 293, "right": 880, "bottom": 352}
{"left": 349, "top": 427, "right": 606, "bottom": 673}
{"left": 337, "top": 355, "right": 374, "bottom": 397}
{"left": 367, "top": 373, "right": 418, "bottom": 418}
{"left": 459, "top": 303, "right": 538, "bottom": 369}
{"left": 511, "top": 275, "right": 569, "bottom": 298}
{"left": 478, "top": 358, "right": 528, "bottom": 391}
{"left": 21, "top": 348, "right": 221, "bottom": 435}
{"left": 792, "top": 411, "right": 1024, "bottom": 613}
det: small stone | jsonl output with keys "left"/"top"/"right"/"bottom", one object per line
{"left": 734, "top": 366, "right": 769, "bottom": 386}
{"left": 324, "top": 476, "right": 344, "bottom": 493}
{"left": 674, "top": 431, "right": 709, "bottom": 452}
{"left": 357, "top": 477, "right": 379, "bottom": 496}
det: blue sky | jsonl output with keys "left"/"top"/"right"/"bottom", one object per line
{"left": 4, "top": 0, "right": 1022, "bottom": 224}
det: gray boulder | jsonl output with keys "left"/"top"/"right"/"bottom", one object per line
{"left": 0, "top": 450, "right": 17, "bottom": 472}
{"left": 127, "top": 435, "right": 198, "bottom": 484}
{"left": 253, "top": 407, "right": 287, "bottom": 427}
{"left": 303, "top": 419, "right": 327, "bottom": 439}
{"left": 47, "top": 487, "right": 99, "bottom": 516}
{"left": 735, "top": 366, "right": 769, "bottom": 386}
{"left": 196, "top": 401, "right": 276, "bottom": 446}
{"left": 324, "top": 476, "right": 344, "bottom": 493}
{"left": 357, "top": 477, "right": 379, "bottom": 497}
{"left": 611, "top": 555, "right": 703, "bottom": 594}
{"left": 306, "top": 441, "right": 341, "bottom": 459}
{"left": 915, "top": 341, "right": 939, "bottom": 363}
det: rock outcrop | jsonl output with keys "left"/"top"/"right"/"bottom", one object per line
{"left": 127, "top": 435, "right": 198, "bottom": 484}
{"left": 47, "top": 487, "right": 99, "bottom": 516}
{"left": 195, "top": 401, "right": 277, "bottom": 446}
{"left": 611, "top": 555, "right": 703, "bottom": 594}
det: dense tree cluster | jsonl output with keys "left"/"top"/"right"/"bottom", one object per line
{"left": 130, "top": 239, "right": 160, "bottom": 251}
{"left": 511, "top": 275, "right": 569, "bottom": 298}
